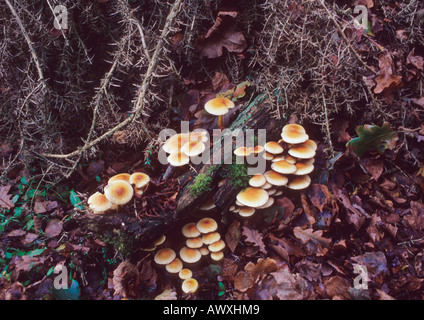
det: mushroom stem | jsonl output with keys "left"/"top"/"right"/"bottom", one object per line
{"left": 218, "top": 115, "right": 224, "bottom": 130}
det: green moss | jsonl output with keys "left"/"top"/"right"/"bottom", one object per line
{"left": 224, "top": 162, "right": 250, "bottom": 190}
{"left": 189, "top": 173, "right": 213, "bottom": 197}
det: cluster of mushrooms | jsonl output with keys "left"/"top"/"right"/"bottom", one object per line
{"left": 153, "top": 217, "right": 225, "bottom": 294}
{"left": 87, "top": 172, "right": 150, "bottom": 214}
{"left": 230, "top": 123, "right": 316, "bottom": 218}
{"left": 162, "top": 130, "right": 208, "bottom": 167}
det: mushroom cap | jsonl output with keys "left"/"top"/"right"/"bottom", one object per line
{"left": 282, "top": 124, "right": 306, "bottom": 133}
{"left": 249, "top": 174, "right": 267, "bottom": 188}
{"left": 166, "top": 258, "right": 183, "bottom": 274}
{"left": 266, "top": 188, "right": 277, "bottom": 196}
{"left": 248, "top": 145, "right": 265, "bottom": 154}
{"left": 129, "top": 172, "right": 150, "bottom": 188}
{"left": 188, "top": 130, "right": 208, "bottom": 142}
{"left": 182, "top": 222, "right": 201, "bottom": 238}
{"left": 104, "top": 180, "right": 134, "bottom": 205}
{"left": 167, "top": 152, "right": 190, "bottom": 167}
{"left": 208, "top": 239, "right": 226, "bottom": 252}
{"left": 199, "top": 198, "right": 216, "bottom": 211}
{"left": 284, "top": 155, "right": 297, "bottom": 164}
{"left": 202, "top": 232, "right": 221, "bottom": 245}
{"left": 186, "top": 237, "right": 204, "bottom": 249}
{"left": 238, "top": 206, "right": 256, "bottom": 217}
{"left": 263, "top": 152, "right": 274, "bottom": 161}
{"left": 264, "top": 170, "right": 288, "bottom": 186}
{"left": 210, "top": 251, "right": 224, "bottom": 262}
{"left": 294, "top": 161, "right": 315, "bottom": 175}
{"left": 234, "top": 146, "right": 251, "bottom": 157}
{"left": 196, "top": 218, "right": 218, "bottom": 234}
{"left": 271, "top": 155, "right": 285, "bottom": 162}
{"left": 162, "top": 133, "right": 190, "bottom": 154}
{"left": 264, "top": 141, "right": 284, "bottom": 154}
{"left": 108, "top": 173, "right": 131, "bottom": 184}
{"left": 199, "top": 247, "right": 210, "bottom": 256}
{"left": 271, "top": 160, "right": 297, "bottom": 174}
{"left": 182, "top": 278, "right": 199, "bottom": 294}
{"left": 154, "top": 234, "right": 166, "bottom": 247}
{"left": 179, "top": 247, "right": 202, "bottom": 264}
{"left": 288, "top": 145, "right": 316, "bottom": 159}
{"left": 178, "top": 268, "right": 193, "bottom": 280}
{"left": 204, "top": 97, "right": 234, "bottom": 116}
{"left": 154, "top": 248, "right": 176, "bottom": 265}
{"left": 288, "top": 175, "right": 311, "bottom": 190}
{"left": 281, "top": 130, "right": 309, "bottom": 144}
{"left": 257, "top": 197, "right": 275, "bottom": 209}
{"left": 236, "top": 187, "right": 269, "bottom": 208}
{"left": 301, "top": 139, "right": 317, "bottom": 151}
{"left": 87, "top": 192, "right": 113, "bottom": 213}
{"left": 261, "top": 182, "right": 272, "bottom": 190}
{"left": 181, "top": 140, "right": 205, "bottom": 157}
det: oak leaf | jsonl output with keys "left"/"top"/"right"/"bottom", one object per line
{"left": 242, "top": 226, "right": 267, "bottom": 254}
{"left": 0, "top": 185, "right": 14, "bottom": 209}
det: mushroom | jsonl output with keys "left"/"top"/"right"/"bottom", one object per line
{"left": 288, "top": 145, "right": 316, "bottom": 159}
{"left": 238, "top": 206, "right": 256, "bottom": 218}
{"left": 104, "top": 180, "right": 134, "bottom": 205}
{"left": 87, "top": 191, "right": 113, "bottom": 214}
{"left": 202, "top": 232, "right": 221, "bottom": 245}
{"left": 162, "top": 133, "right": 190, "bottom": 154}
{"left": 294, "top": 161, "right": 315, "bottom": 175}
{"left": 264, "top": 141, "right": 284, "bottom": 154}
{"left": 181, "top": 140, "right": 206, "bottom": 157}
{"left": 182, "top": 278, "right": 199, "bottom": 294}
{"left": 210, "top": 251, "right": 224, "bottom": 262}
{"left": 108, "top": 173, "right": 131, "bottom": 184}
{"left": 281, "top": 124, "right": 309, "bottom": 144}
{"left": 182, "top": 222, "right": 201, "bottom": 238}
{"left": 179, "top": 247, "right": 202, "bottom": 266}
{"left": 199, "top": 247, "right": 210, "bottom": 256}
{"left": 208, "top": 239, "right": 226, "bottom": 253}
{"left": 154, "top": 248, "right": 176, "bottom": 266}
{"left": 154, "top": 234, "right": 166, "bottom": 248}
{"left": 288, "top": 175, "right": 311, "bottom": 190}
{"left": 166, "top": 258, "right": 183, "bottom": 274}
{"left": 178, "top": 268, "right": 193, "bottom": 280}
{"left": 204, "top": 97, "right": 235, "bottom": 130}
{"left": 186, "top": 237, "right": 204, "bottom": 249}
{"left": 129, "top": 172, "right": 150, "bottom": 196}
{"left": 263, "top": 152, "right": 274, "bottom": 161}
{"left": 271, "top": 160, "right": 297, "bottom": 175}
{"left": 196, "top": 218, "right": 218, "bottom": 234}
{"left": 249, "top": 174, "right": 267, "bottom": 188}
{"left": 256, "top": 197, "right": 275, "bottom": 209}
{"left": 263, "top": 170, "right": 288, "bottom": 186}
{"left": 236, "top": 187, "right": 269, "bottom": 208}
{"left": 234, "top": 147, "right": 251, "bottom": 157}
{"left": 248, "top": 145, "right": 265, "bottom": 154}
{"left": 167, "top": 152, "right": 190, "bottom": 167}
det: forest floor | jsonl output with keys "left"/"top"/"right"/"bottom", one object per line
{"left": 1, "top": 0, "right": 424, "bottom": 300}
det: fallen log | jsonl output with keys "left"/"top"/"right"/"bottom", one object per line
{"left": 78, "top": 95, "right": 284, "bottom": 256}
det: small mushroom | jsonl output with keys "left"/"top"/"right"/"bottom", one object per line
{"left": 167, "top": 152, "right": 190, "bottom": 167}
{"left": 154, "top": 248, "right": 176, "bottom": 266}
{"left": 249, "top": 174, "right": 267, "bottom": 188}
{"left": 294, "top": 161, "right": 314, "bottom": 175}
{"left": 87, "top": 191, "right": 113, "bottom": 214}
{"left": 288, "top": 145, "right": 316, "bottom": 159}
{"left": 208, "top": 239, "right": 226, "bottom": 253}
{"left": 281, "top": 124, "right": 309, "bottom": 144}
{"left": 238, "top": 206, "right": 256, "bottom": 218}
{"left": 263, "top": 170, "right": 288, "bottom": 186}
{"left": 196, "top": 218, "right": 218, "bottom": 234}
{"left": 104, "top": 180, "right": 134, "bottom": 205}
{"left": 182, "top": 278, "right": 199, "bottom": 294}
{"left": 234, "top": 146, "right": 251, "bottom": 157}
{"left": 202, "top": 232, "right": 221, "bottom": 245}
{"left": 204, "top": 97, "right": 235, "bottom": 130}
{"left": 271, "top": 160, "right": 297, "bottom": 175}
{"left": 236, "top": 187, "right": 269, "bottom": 208}
{"left": 108, "top": 173, "right": 131, "bottom": 184}
{"left": 264, "top": 141, "right": 284, "bottom": 154}
{"left": 182, "top": 222, "right": 201, "bottom": 238}
{"left": 288, "top": 175, "right": 311, "bottom": 190}
{"left": 178, "top": 268, "right": 193, "bottom": 280}
{"left": 210, "top": 251, "right": 224, "bottom": 262}
{"left": 179, "top": 247, "right": 202, "bottom": 266}
{"left": 186, "top": 237, "right": 204, "bottom": 249}
{"left": 181, "top": 140, "right": 205, "bottom": 157}
{"left": 166, "top": 258, "right": 183, "bottom": 274}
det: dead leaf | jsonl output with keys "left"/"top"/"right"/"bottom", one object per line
{"left": 403, "top": 201, "right": 424, "bottom": 233}
{"left": 361, "top": 157, "right": 384, "bottom": 181}
{"left": 112, "top": 260, "right": 139, "bottom": 299}
{"left": 0, "top": 185, "right": 14, "bottom": 209}
{"left": 351, "top": 251, "right": 387, "bottom": 282}
{"left": 308, "top": 184, "right": 332, "bottom": 212}
{"left": 234, "top": 257, "right": 278, "bottom": 293}
{"left": 366, "top": 214, "right": 384, "bottom": 243}
{"left": 44, "top": 219, "right": 63, "bottom": 238}
{"left": 34, "top": 200, "right": 58, "bottom": 214}
{"left": 293, "top": 227, "right": 331, "bottom": 248}
{"left": 374, "top": 52, "right": 403, "bottom": 94}
{"left": 407, "top": 49, "right": 424, "bottom": 70}
{"left": 269, "top": 265, "right": 309, "bottom": 300}
{"left": 225, "top": 220, "right": 241, "bottom": 253}
{"left": 154, "top": 289, "right": 177, "bottom": 300}
{"left": 242, "top": 226, "right": 267, "bottom": 254}
{"left": 411, "top": 97, "right": 424, "bottom": 108}
{"left": 323, "top": 276, "right": 351, "bottom": 298}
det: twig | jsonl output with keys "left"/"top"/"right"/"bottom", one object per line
{"left": 42, "top": 0, "right": 184, "bottom": 160}
{"left": 318, "top": 0, "right": 377, "bottom": 76}
{"left": 322, "top": 95, "right": 335, "bottom": 158}
{"left": 5, "top": 0, "right": 46, "bottom": 87}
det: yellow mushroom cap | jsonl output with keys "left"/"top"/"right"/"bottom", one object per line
{"left": 129, "top": 172, "right": 150, "bottom": 188}
{"left": 249, "top": 174, "right": 267, "bottom": 188}
{"left": 154, "top": 248, "right": 176, "bottom": 265}
{"left": 202, "top": 232, "right": 221, "bottom": 245}
{"left": 104, "top": 180, "right": 134, "bottom": 205}
{"left": 248, "top": 145, "right": 265, "bottom": 154}
{"left": 196, "top": 218, "right": 218, "bottom": 234}
{"left": 154, "top": 234, "right": 166, "bottom": 247}
{"left": 210, "top": 251, "right": 224, "bottom": 262}
{"left": 271, "top": 160, "right": 297, "bottom": 174}
{"left": 162, "top": 133, "right": 190, "bottom": 154}
{"left": 208, "top": 239, "right": 226, "bottom": 252}
{"left": 257, "top": 197, "right": 275, "bottom": 209}
{"left": 179, "top": 247, "right": 202, "bottom": 264}
{"left": 301, "top": 139, "right": 317, "bottom": 151}
{"left": 263, "top": 152, "right": 274, "bottom": 161}
{"left": 236, "top": 187, "right": 269, "bottom": 208}
{"left": 186, "top": 237, "right": 204, "bottom": 249}
{"left": 182, "top": 222, "right": 201, "bottom": 238}
{"left": 288, "top": 175, "right": 312, "bottom": 190}
{"left": 87, "top": 192, "right": 113, "bottom": 213}
{"left": 288, "top": 145, "right": 316, "bottom": 159}
{"left": 281, "top": 130, "right": 309, "bottom": 144}
{"left": 181, "top": 141, "right": 205, "bottom": 157}
{"left": 234, "top": 147, "right": 251, "bottom": 157}
{"left": 108, "top": 173, "right": 131, "bottom": 184}
{"left": 264, "top": 141, "right": 284, "bottom": 154}
{"left": 182, "top": 278, "right": 199, "bottom": 294}
{"left": 199, "top": 247, "right": 210, "bottom": 256}
{"left": 167, "top": 152, "right": 190, "bottom": 167}
{"left": 188, "top": 130, "right": 208, "bottom": 142}
{"left": 166, "top": 258, "right": 183, "bottom": 274}
{"left": 294, "top": 161, "right": 315, "bottom": 175}
{"left": 178, "top": 268, "right": 193, "bottom": 280}
{"left": 264, "top": 170, "right": 288, "bottom": 186}
{"left": 204, "top": 97, "right": 234, "bottom": 116}
{"left": 238, "top": 206, "right": 256, "bottom": 217}
{"left": 284, "top": 155, "right": 297, "bottom": 164}
{"left": 282, "top": 124, "right": 306, "bottom": 133}
{"left": 199, "top": 198, "right": 216, "bottom": 211}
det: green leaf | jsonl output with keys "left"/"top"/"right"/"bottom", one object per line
{"left": 20, "top": 177, "right": 28, "bottom": 186}
{"left": 27, "top": 248, "right": 45, "bottom": 257}
{"left": 218, "top": 282, "right": 225, "bottom": 291}
{"left": 69, "top": 189, "right": 83, "bottom": 210}
{"left": 46, "top": 266, "right": 55, "bottom": 277}
{"left": 218, "top": 291, "right": 225, "bottom": 297}
{"left": 346, "top": 122, "right": 398, "bottom": 157}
